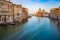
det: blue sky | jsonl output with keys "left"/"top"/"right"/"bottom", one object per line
{"left": 11, "top": 0, "right": 60, "bottom": 14}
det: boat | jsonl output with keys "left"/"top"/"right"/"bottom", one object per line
{"left": 0, "top": 22, "right": 7, "bottom": 26}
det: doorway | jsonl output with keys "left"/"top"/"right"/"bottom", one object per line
{"left": 4, "top": 17, "right": 6, "bottom": 22}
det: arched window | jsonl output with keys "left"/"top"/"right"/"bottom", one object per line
{"left": 0, "top": 15, "right": 1, "bottom": 21}
{"left": 17, "top": 13, "right": 20, "bottom": 16}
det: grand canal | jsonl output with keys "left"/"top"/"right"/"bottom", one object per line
{"left": 0, "top": 16, "right": 60, "bottom": 40}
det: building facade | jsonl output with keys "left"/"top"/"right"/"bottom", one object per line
{"left": 0, "top": 0, "right": 28, "bottom": 23}
{"left": 22, "top": 7, "right": 28, "bottom": 20}
{"left": 14, "top": 4, "right": 22, "bottom": 22}
{"left": 0, "top": 0, "right": 13, "bottom": 23}
{"left": 35, "top": 8, "right": 43, "bottom": 17}
{"left": 35, "top": 8, "right": 48, "bottom": 17}
{"left": 50, "top": 7, "right": 60, "bottom": 19}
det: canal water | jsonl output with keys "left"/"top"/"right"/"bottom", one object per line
{"left": 0, "top": 16, "right": 60, "bottom": 40}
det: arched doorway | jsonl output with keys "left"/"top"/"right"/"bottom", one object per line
{"left": 4, "top": 16, "right": 6, "bottom": 22}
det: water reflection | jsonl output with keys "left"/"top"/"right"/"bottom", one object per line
{"left": 57, "top": 21, "right": 60, "bottom": 32}
{"left": 0, "top": 16, "right": 60, "bottom": 40}
{"left": 50, "top": 19, "right": 58, "bottom": 24}
{"left": 0, "top": 20, "right": 28, "bottom": 40}
{"left": 50, "top": 19, "right": 60, "bottom": 32}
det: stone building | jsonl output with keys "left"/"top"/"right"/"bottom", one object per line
{"left": 35, "top": 8, "right": 43, "bottom": 17}
{"left": 35, "top": 8, "right": 48, "bottom": 17}
{"left": 50, "top": 7, "right": 60, "bottom": 19}
{"left": 14, "top": 4, "right": 22, "bottom": 22}
{"left": 22, "top": 7, "right": 28, "bottom": 20}
{"left": 0, "top": 0, "right": 13, "bottom": 23}
{"left": 0, "top": 0, "right": 28, "bottom": 24}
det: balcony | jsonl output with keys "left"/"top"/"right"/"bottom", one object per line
{"left": 1, "top": 11, "right": 8, "bottom": 15}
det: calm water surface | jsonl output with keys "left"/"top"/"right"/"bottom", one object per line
{"left": 0, "top": 16, "right": 60, "bottom": 40}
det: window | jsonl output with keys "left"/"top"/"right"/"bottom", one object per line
{"left": 0, "top": 15, "right": 1, "bottom": 18}
{"left": 0, "top": 18, "right": 1, "bottom": 21}
{"left": 2, "top": 11, "right": 8, "bottom": 13}
{"left": 17, "top": 13, "right": 20, "bottom": 16}
{"left": 1, "top": 3, "right": 4, "bottom": 5}
{"left": 2, "top": 17, "right": 3, "bottom": 21}
{"left": 0, "top": 15, "right": 1, "bottom": 21}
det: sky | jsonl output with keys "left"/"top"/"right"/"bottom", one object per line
{"left": 11, "top": 0, "right": 60, "bottom": 14}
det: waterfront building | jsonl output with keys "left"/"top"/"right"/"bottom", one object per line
{"left": 0, "top": 0, "right": 28, "bottom": 24}
{"left": 35, "top": 8, "right": 48, "bottom": 17}
{"left": 14, "top": 4, "right": 22, "bottom": 22}
{"left": 43, "top": 12, "right": 49, "bottom": 17}
{"left": 35, "top": 8, "right": 43, "bottom": 17}
{"left": 7, "top": 1, "right": 13, "bottom": 23}
{"left": 22, "top": 7, "right": 28, "bottom": 20}
{"left": 0, "top": 0, "right": 13, "bottom": 23}
{"left": 50, "top": 7, "right": 60, "bottom": 19}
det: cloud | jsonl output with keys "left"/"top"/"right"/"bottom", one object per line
{"left": 11, "top": 0, "right": 60, "bottom": 14}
